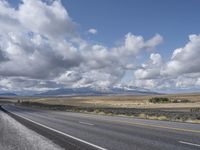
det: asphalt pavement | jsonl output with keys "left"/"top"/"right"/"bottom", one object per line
{"left": 1, "top": 105, "right": 200, "bottom": 150}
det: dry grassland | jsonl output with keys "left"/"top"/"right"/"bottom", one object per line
{"left": 31, "top": 93, "right": 200, "bottom": 109}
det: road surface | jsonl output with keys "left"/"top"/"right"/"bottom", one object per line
{"left": 1, "top": 105, "right": 200, "bottom": 150}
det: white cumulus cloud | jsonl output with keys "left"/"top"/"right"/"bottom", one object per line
{"left": 88, "top": 28, "right": 98, "bottom": 35}
{"left": 1, "top": 0, "right": 199, "bottom": 93}
{"left": 0, "top": 0, "right": 163, "bottom": 93}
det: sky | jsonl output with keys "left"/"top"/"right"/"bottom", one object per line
{"left": 0, "top": 0, "right": 200, "bottom": 94}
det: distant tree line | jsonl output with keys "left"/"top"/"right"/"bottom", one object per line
{"left": 149, "top": 97, "right": 190, "bottom": 103}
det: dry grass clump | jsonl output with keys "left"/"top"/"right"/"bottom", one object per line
{"left": 190, "top": 108, "right": 200, "bottom": 112}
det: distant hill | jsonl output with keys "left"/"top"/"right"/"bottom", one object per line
{"left": 35, "top": 86, "right": 159, "bottom": 96}
{"left": 0, "top": 93, "right": 17, "bottom": 96}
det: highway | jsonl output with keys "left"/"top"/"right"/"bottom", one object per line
{"left": 1, "top": 105, "right": 200, "bottom": 150}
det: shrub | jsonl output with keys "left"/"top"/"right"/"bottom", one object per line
{"left": 190, "top": 108, "right": 200, "bottom": 113}
{"left": 149, "top": 97, "right": 170, "bottom": 103}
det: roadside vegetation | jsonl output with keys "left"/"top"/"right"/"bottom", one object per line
{"left": 18, "top": 101, "right": 200, "bottom": 123}
{"left": 190, "top": 108, "right": 200, "bottom": 113}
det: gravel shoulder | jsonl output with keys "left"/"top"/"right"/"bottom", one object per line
{"left": 0, "top": 110, "right": 63, "bottom": 150}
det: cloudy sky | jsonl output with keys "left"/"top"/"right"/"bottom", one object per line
{"left": 0, "top": 0, "right": 200, "bottom": 94}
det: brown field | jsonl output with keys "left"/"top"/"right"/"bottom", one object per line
{"left": 29, "top": 93, "right": 200, "bottom": 110}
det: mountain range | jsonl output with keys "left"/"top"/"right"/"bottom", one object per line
{"left": 0, "top": 93, "right": 17, "bottom": 96}
{"left": 35, "top": 86, "right": 159, "bottom": 96}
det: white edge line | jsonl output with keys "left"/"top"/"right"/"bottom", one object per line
{"left": 79, "top": 121, "right": 94, "bottom": 126}
{"left": 3, "top": 106, "right": 107, "bottom": 150}
{"left": 179, "top": 141, "right": 200, "bottom": 147}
